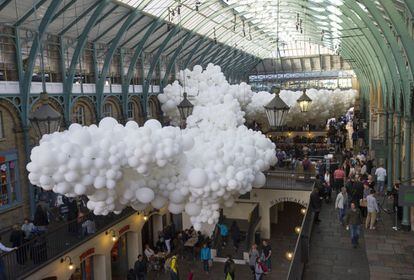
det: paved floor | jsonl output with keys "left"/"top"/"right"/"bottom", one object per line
{"left": 364, "top": 200, "right": 414, "bottom": 280}
{"left": 303, "top": 198, "right": 370, "bottom": 280}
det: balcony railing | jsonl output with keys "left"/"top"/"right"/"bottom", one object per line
{"left": 264, "top": 170, "right": 315, "bottom": 191}
{"left": 1, "top": 208, "right": 135, "bottom": 280}
{"left": 286, "top": 193, "right": 314, "bottom": 280}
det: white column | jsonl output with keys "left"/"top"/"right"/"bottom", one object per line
{"left": 127, "top": 232, "right": 139, "bottom": 269}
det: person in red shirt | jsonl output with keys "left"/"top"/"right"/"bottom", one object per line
{"left": 333, "top": 167, "right": 345, "bottom": 192}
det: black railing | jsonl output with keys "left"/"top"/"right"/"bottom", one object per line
{"left": 245, "top": 203, "right": 260, "bottom": 251}
{"left": 264, "top": 171, "right": 315, "bottom": 191}
{"left": 286, "top": 193, "right": 314, "bottom": 280}
{"left": 1, "top": 208, "right": 135, "bottom": 280}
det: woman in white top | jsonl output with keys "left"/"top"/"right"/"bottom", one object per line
{"left": 144, "top": 244, "right": 155, "bottom": 260}
{"left": 324, "top": 170, "right": 332, "bottom": 202}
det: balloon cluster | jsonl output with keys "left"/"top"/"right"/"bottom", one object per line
{"left": 27, "top": 64, "right": 276, "bottom": 231}
{"left": 279, "top": 88, "right": 356, "bottom": 126}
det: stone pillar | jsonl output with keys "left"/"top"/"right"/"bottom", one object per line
{"left": 387, "top": 111, "right": 394, "bottom": 192}
{"left": 402, "top": 116, "right": 411, "bottom": 231}
{"left": 394, "top": 113, "right": 402, "bottom": 181}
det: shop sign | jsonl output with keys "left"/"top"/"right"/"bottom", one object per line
{"left": 119, "top": 224, "right": 130, "bottom": 235}
{"left": 79, "top": 248, "right": 95, "bottom": 262}
{"left": 270, "top": 197, "right": 308, "bottom": 207}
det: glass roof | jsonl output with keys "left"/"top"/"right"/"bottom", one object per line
{"left": 115, "top": 0, "right": 361, "bottom": 59}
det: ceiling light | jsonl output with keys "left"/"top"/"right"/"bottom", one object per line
{"left": 327, "top": 5, "right": 342, "bottom": 16}
{"left": 328, "top": 14, "right": 343, "bottom": 23}
{"left": 328, "top": 0, "right": 344, "bottom": 5}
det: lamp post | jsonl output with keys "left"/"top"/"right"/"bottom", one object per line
{"left": 264, "top": 86, "right": 290, "bottom": 130}
{"left": 29, "top": 92, "right": 62, "bottom": 140}
{"left": 177, "top": 92, "right": 194, "bottom": 128}
{"left": 297, "top": 89, "right": 312, "bottom": 113}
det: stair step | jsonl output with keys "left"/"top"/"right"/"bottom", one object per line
{"left": 213, "top": 257, "right": 247, "bottom": 265}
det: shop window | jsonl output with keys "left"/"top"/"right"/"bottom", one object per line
{"left": 0, "top": 111, "right": 4, "bottom": 139}
{"left": 0, "top": 152, "right": 20, "bottom": 210}
{"left": 73, "top": 105, "right": 85, "bottom": 125}
{"left": 127, "top": 102, "right": 134, "bottom": 120}
{"left": 103, "top": 103, "right": 113, "bottom": 118}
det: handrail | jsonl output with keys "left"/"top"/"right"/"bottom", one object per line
{"left": 1, "top": 207, "right": 135, "bottom": 280}
{"left": 286, "top": 184, "right": 315, "bottom": 280}
{"left": 263, "top": 170, "right": 315, "bottom": 191}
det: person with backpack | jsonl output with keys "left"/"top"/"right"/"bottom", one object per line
{"left": 224, "top": 255, "right": 235, "bottom": 280}
{"left": 335, "top": 187, "right": 348, "bottom": 225}
{"left": 255, "top": 257, "right": 268, "bottom": 280}
{"left": 218, "top": 223, "right": 229, "bottom": 247}
{"left": 261, "top": 240, "right": 272, "bottom": 272}
{"left": 200, "top": 243, "right": 212, "bottom": 274}
{"left": 249, "top": 244, "right": 260, "bottom": 279}
{"left": 166, "top": 254, "right": 179, "bottom": 280}
{"left": 345, "top": 202, "right": 363, "bottom": 248}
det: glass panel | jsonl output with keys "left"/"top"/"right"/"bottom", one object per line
{"left": 0, "top": 111, "right": 4, "bottom": 138}
{"left": 0, "top": 153, "right": 20, "bottom": 208}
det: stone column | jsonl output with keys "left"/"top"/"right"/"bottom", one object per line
{"left": 394, "top": 113, "right": 402, "bottom": 181}
{"left": 401, "top": 116, "right": 411, "bottom": 231}
{"left": 387, "top": 111, "right": 394, "bottom": 192}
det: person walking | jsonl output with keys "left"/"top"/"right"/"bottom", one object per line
{"left": 375, "top": 164, "right": 387, "bottom": 195}
{"left": 230, "top": 221, "right": 240, "bottom": 251}
{"left": 261, "top": 240, "right": 272, "bottom": 272}
{"left": 9, "top": 224, "right": 26, "bottom": 265}
{"left": 0, "top": 237, "right": 16, "bottom": 279}
{"left": 333, "top": 167, "right": 345, "bottom": 193}
{"left": 365, "top": 189, "right": 379, "bottom": 230}
{"left": 254, "top": 257, "right": 268, "bottom": 280}
{"left": 218, "top": 223, "right": 229, "bottom": 247}
{"left": 21, "top": 218, "right": 35, "bottom": 241}
{"left": 335, "top": 187, "right": 348, "bottom": 225}
{"left": 200, "top": 243, "right": 212, "bottom": 275}
{"left": 310, "top": 188, "right": 322, "bottom": 224}
{"left": 345, "top": 202, "right": 363, "bottom": 248}
{"left": 169, "top": 254, "right": 179, "bottom": 280}
{"left": 391, "top": 180, "right": 403, "bottom": 221}
{"left": 324, "top": 170, "right": 332, "bottom": 203}
{"left": 224, "top": 255, "right": 235, "bottom": 280}
{"left": 33, "top": 204, "right": 49, "bottom": 233}
{"left": 164, "top": 226, "right": 172, "bottom": 253}
{"left": 249, "top": 244, "right": 260, "bottom": 279}
{"left": 134, "top": 254, "right": 147, "bottom": 280}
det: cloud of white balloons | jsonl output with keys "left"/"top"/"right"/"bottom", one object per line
{"left": 27, "top": 64, "right": 276, "bottom": 231}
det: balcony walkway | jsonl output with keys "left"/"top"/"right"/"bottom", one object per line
{"left": 303, "top": 193, "right": 414, "bottom": 280}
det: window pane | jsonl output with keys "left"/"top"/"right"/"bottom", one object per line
{"left": 0, "top": 111, "right": 4, "bottom": 138}
{"left": 0, "top": 155, "right": 20, "bottom": 208}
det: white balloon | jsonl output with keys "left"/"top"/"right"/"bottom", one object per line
{"left": 136, "top": 187, "right": 155, "bottom": 204}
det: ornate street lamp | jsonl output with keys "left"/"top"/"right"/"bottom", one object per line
{"left": 264, "top": 86, "right": 290, "bottom": 129}
{"left": 297, "top": 89, "right": 312, "bottom": 113}
{"left": 177, "top": 92, "right": 194, "bottom": 121}
{"left": 29, "top": 92, "right": 62, "bottom": 140}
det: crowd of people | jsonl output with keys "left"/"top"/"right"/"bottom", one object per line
{"left": 310, "top": 145, "right": 402, "bottom": 248}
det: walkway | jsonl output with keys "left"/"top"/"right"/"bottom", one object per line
{"left": 303, "top": 199, "right": 370, "bottom": 280}
{"left": 364, "top": 204, "right": 414, "bottom": 279}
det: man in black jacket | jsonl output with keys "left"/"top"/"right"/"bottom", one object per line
{"left": 134, "top": 254, "right": 147, "bottom": 280}
{"left": 310, "top": 187, "right": 322, "bottom": 223}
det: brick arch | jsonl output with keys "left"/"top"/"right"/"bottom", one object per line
{"left": 147, "top": 95, "right": 162, "bottom": 121}
{"left": 103, "top": 96, "right": 122, "bottom": 122}
{"left": 0, "top": 99, "right": 23, "bottom": 150}
{"left": 129, "top": 96, "right": 144, "bottom": 125}
{"left": 71, "top": 97, "right": 97, "bottom": 126}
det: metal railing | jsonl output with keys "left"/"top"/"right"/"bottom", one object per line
{"left": 286, "top": 192, "right": 315, "bottom": 280}
{"left": 1, "top": 208, "right": 135, "bottom": 280}
{"left": 264, "top": 170, "right": 315, "bottom": 191}
{"left": 245, "top": 203, "right": 260, "bottom": 251}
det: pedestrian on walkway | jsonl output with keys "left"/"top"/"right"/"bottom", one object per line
{"left": 261, "top": 240, "right": 272, "bottom": 272}
{"left": 249, "top": 244, "right": 260, "bottom": 279}
{"left": 390, "top": 180, "right": 402, "bottom": 221}
{"left": 224, "top": 255, "right": 235, "bottom": 280}
{"left": 333, "top": 166, "right": 345, "bottom": 192}
{"left": 366, "top": 189, "right": 379, "bottom": 230}
{"left": 218, "top": 223, "right": 229, "bottom": 247}
{"left": 345, "top": 202, "right": 363, "bottom": 248}
{"left": 200, "top": 243, "right": 212, "bottom": 274}
{"left": 230, "top": 221, "right": 240, "bottom": 251}
{"left": 375, "top": 164, "right": 387, "bottom": 195}
{"left": 0, "top": 236, "right": 16, "bottom": 279}
{"left": 335, "top": 187, "right": 348, "bottom": 225}
{"left": 9, "top": 224, "right": 26, "bottom": 264}
{"left": 169, "top": 254, "right": 179, "bottom": 280}
{"left": 134, "top": 254, "right": 147, "bottom": 280}
{"left": 254, "top": 257, "right": 268, "bottom": 280}
{"left": 310, "top": 188, "right": 322, "bottom": 224}
{"left": 33, "top": 204, "right": 49, "bottom": 233}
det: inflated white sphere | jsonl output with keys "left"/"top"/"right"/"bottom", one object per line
{"left": 144, "top": 119, "right": 162, "bottom": 130}
{"left": 168, "top": 203, "right": 184, "bottom": 214}
{"left": 185, "top": 202, "right": 201, "bottom": 216}
{"left": 169, "top": 192, "right": 185, "bottom": 204}
{"left": 253, "top": 172, "right": 266, "bottom": 188}
{"left": 136, "top": 187, "right": 155, "bottom": 204}
{"left": 188, "top": 168, "right": 208, "bottom": 188}
{"left": 99, "top": 117, "right": 118, "bottom": 130}
{"left": 151, "top": 196, "right": 167, "bottom": 209}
